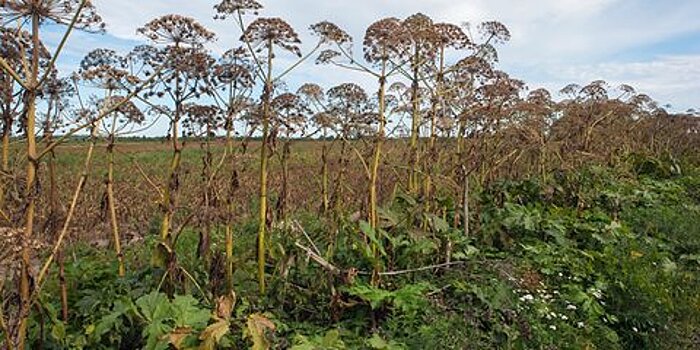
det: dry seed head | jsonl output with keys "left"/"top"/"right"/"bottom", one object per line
{"left": 38, "top": 75, "right": 74, "bottom": 102}
{"left": 527, "top": 88, "right": 552, "bottom": 105}
{"left": 618, "top": 84, "right": 636, "bottom": 96}
{"left": 214, "top": 62, "right": 254, "bottom": 87}
{"left": 297, "top": 83, "right": 324, "bottom": 102}
{"left": 214, "top": 0, "right": 263, "bottom": 18}
{"left": 433, "top": 22, "right": 471, "bottom": 49}
{"left": 479, "top": 21, "right": 511, "bottom": 44}
{"left": 316, "top": 49, "right": 341, "bottom": 64}
{"left": 312, "top": 111, "right": 338, "bottom": 129}
{"left": 138, "top": 14, "right": 216, "bottom": 47}
{"left": 560, "top": 83, "right": 581, "bottom": 98}
{"left": 183, "top": 104, "right": 224, "bottom": 135}
{"left": 475, "top": 43, "right": 500, "bottom": 64}
{"left": 581, "top": 80, "right": 608, "bottom": 101}
{"left": 272, "top": 92, "right": 309, "bottom": 134}
{"left": 1, "top": 28, "right": 51, "bottom": 82}
{"left": 327, "top": 83, "right": 368, "bottom": 107}
{"left": 310, "top": 21, "right": 352, "bottom": 45}
{"left": 0, "top": 28, "right": 37, "bottom": 64}
{"left": 403, "top": 13, "right": 438, "bottom": 54}
{"left": 241, "top": 17, "right": 302, "bottom": 57}
{"left": 222, "top": 46, "right": 252, "bottom": 62}
{"left": 1, "top": 0, "right": 105, "bottom": 32}
{"left": 128, "top": 45, "right": 166, "bottom": 72}
{"left": 0, "top": 227, "right": 42, "bottom": 270}
{"left": 363, "top": 17, "right": 406, "bottom": 63}
{"left": 454, "top": 56, "right": 493, "bottom": 77}
{"left": 79, "top": 49, "right": 137, "bottom": 89}
{"left": 80, "top": 48, "right": 126, "bottom": 70}
{"left": 166, "top": 47, "right": 216, "bottom": 79}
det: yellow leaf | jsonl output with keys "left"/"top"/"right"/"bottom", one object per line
{"left": 631, "top": 251, "right": 644, "bottom": 259}
{"left": 215, "top": 292, "right": 236, "bottom": 320}
{"left": 199, "top": 319, "right": 230, "bottom": 350}
{"left": 169, "top": 326, "right": 193, "bottom": 350}
{"left": 245, "top": 313, "right": 276, "bottom": 350}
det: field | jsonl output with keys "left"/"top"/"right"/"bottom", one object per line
{"left": 2, "top": 1, "right": 700, "bottom": 349}
{"left": 2, "top": 138, "right": 700, "bottom": 349}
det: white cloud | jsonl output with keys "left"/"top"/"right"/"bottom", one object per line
{"left": 537, "top": 55, "right": 700, "bottom": 110}
{"left": 78, "top": 0, "right": 699, "bottom": 111}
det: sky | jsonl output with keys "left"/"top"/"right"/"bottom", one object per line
{"left": 47, "top": 0, "right": 700, "bottom": 133}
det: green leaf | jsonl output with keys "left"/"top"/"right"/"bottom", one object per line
{"left": 368, "top": 334, "right": 389, "bottom": 349}
{"left": 51, "top": 322, "right": 66, "bottom": 342}
{"left": 137, "top": 292, "right": 171, "bottom": 323}
{"left": 427, "top": 214, "right": 450, "bottom": 233}
{"left": 171, "top": 295, "right": 210, "bottom": 328}
{"left": 344, "top": 284, "right": 392, "bottom": 310}
{"left": 359, "top": 221, "right": 387, "bottom": 257}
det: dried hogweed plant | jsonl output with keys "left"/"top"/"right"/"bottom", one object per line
{"left": 0, "top": 1, "right": 106, "bottom": 347}
{"left": 238, "top": 13, "right": 304, "bottom": 294}
{"left": 137, "top": 15, "right": 216, "bottom": 282}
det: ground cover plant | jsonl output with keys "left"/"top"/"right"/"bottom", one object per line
{"left": 1, "top": 0, "right": 700, "bottom": 349}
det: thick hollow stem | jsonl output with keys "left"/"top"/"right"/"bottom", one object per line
{"left": 257, "top": 42, "right": 274, "bottom": 295}
{"left": 321, "top": 133, "right": 329, "bottom": 214}
{"left": 107, "top": 140, "right": 125, "bottom": 277}
{"left": 225, "top": 120, "right": 236, "bottom": 293}
{"left": 369, "top": 68, "right": 387, "bottom": 286}
{"left": 408, "top": 50, "right": 422, "bottom": 194}
{"left": 17, "top": 13, "right": 41, "bottom": 349}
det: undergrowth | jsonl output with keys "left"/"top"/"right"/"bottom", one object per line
{"left": 20, "top": 162, "right": 700, "bottom": 349}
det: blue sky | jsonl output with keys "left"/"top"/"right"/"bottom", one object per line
{"left": 47, "top": 0, "right": 699, "bottom": 133}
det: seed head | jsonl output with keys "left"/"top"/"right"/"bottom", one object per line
{"left": 214, "top": 0, "right": 263, "bottom": 18}
{"left": 433, "top": 23, "right": 471, "bottom": 49}
{"left": 310, "top": 21, "right": 352, "bottom": 46}
{"left": 100, "top": 96, "right": 146, "bottom": 124}
{"left": 311, "top": 112, "right": 338, "bottom": 130}
{"left": 297, "top": 83, "right": 324, "bottom": 102}
{"left": 1, "top": 0, "right": 105, "bottom": 32}
{"left": 241, "top": 17, "right": 302, "bottom": 57}
{"left": 183, "top": 104, "right": 224, "bottom": 136}
{"left": 363, "top": 17, "right": 407, "bottom": 63}
{"left": 79, "top": 49, "right": 135, "bottom": 90}
{"left": 479, "top": 21, "right": 511, "bottom": 44}
{"left": 138, "top": 14, "right": 216, "bottom": 47}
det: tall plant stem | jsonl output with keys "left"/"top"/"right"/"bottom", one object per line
{"left": 35, "top": 125, "right": 98, "bottom": 301}
{"left": 277, "top": 132, "right": 291, "bottom": 223}
{"left": 369, "top": 61, "right": 388, "bottom": 285}
{"left": 424, "top": 47, "right": 445, "bottom": 208}
{"left": 159, "top": 47, "right": 183, "bottom": 255}
{"left": 408, "top": 48, "right": 421, "bottom": 194}
{"left": 17, "top": 13, "right": 41, "bottom": 350}
{"left": 224, "top": 121, "right": 236, "bottom": 293}
{"left": 106, "top": 130, "right": 125, "bottom": 277}
{"left": 0, "top": 115, "right": 10, "bottom": 212}
{"left": 198, "top": 130, "right": 213, "bottom": 269}
{"left": 257, "top": 40, "right": 274, "bottom": 295}
{"left": 45, "top": 107, "right": 69, "bottom": 321}
{"left": 320, "top": 129, "right": 329, "bottom": 214}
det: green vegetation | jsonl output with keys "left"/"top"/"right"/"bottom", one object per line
{"left": 14, "top": 158, "right": 700, "bottom": 349}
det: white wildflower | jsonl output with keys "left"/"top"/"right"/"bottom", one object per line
{"left": 520, "top": 294, "right": 534, "bottom": 302}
